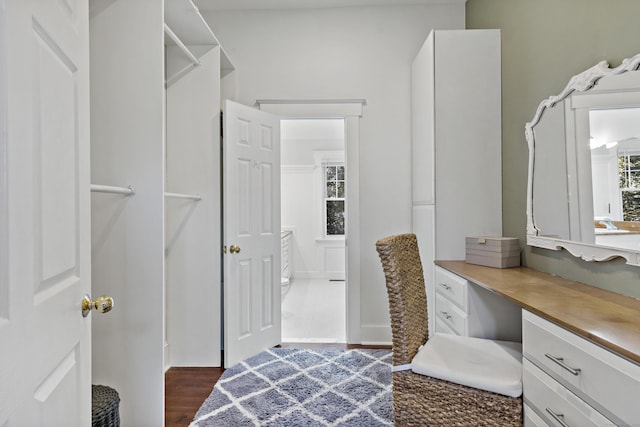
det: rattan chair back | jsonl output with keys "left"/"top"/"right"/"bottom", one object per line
{"left": 375, "top": 233, "right": 428, "bottom": 366}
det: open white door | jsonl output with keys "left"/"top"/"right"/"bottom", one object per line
{"left": 0, "top": 0, "right": 93, "bottom": 425}
{"left": 223, "top": 100, "right": 281, "bottom": 368}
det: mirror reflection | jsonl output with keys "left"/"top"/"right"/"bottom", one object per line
{"left": 590, "top": 107, "right": 640, "bottom": 250}
{"left": 532, "top": 100, "right": 570, "bottom": 241}
{"left": 526, "top": 53, "right": 640, "bottom": 265}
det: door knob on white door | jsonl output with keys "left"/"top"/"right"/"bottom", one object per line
{"left": 229, "top": 245, "right": 241, "bottom": 254}
{"left": 82, "top": 294, "right": 114, "bottom": 317}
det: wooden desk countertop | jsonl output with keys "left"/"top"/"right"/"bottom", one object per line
{"left": 435, "top": 260, "right": 640, "bottom": 365}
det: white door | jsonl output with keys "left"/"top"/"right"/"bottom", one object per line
{"left": 223, "top": 100, "right": 281, "bottom": 367}
{"left": 0, "top": 0, "right": 92, "bottom": 425}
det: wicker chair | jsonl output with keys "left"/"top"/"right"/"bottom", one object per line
{"left": 375, "top": 233, "right": 523, "bottom": 426}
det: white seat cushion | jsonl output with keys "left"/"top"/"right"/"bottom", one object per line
{"left": 411, "top": 333, "right": 523, "bottom": 397}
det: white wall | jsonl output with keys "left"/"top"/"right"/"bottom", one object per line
{"left": 90, "top": 1, "right": 165, "bottom": 424}
{"left": 282, "top": 166, "right": 315, "bottom": 275}
{"left": 165, "top": 47, "right": 222, "bottom": 368}
{"left": 281, "top": 118, "right": 345, "bottom": 164}
{"left": 202, "top": 4, "right": 465, "bottom": 342}
{"left": 283, "top": 166, "right": 349, "bottom": 280}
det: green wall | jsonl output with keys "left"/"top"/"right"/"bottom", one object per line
{"left": 466, "top": 0, "right": 640, "bottom": 298}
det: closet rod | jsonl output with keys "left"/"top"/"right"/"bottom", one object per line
{"left": 164, "top": 24, "right": 200, "bottom": 66}
{"left": 90, "top": 184, "right": 136, "bottom": 196}
{"left": 164, "top": 192, "right": 202, "bottom": 201}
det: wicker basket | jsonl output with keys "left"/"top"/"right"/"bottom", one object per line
{"left": 92, "top": 384, "right": 120, "bottom": 427}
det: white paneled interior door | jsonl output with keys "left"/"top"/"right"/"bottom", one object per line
{"left": 224, "top": 100, "right": 281, "bottom": 367}
{"left": 0, "top": 0, "right": 92, "bottom": 425}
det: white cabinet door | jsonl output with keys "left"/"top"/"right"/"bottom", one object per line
{"left": 224, "top": 100, "right": 281, "bottom": 367}
{"left": 0, "top": 0, "right": 92, "bottom": 425}
{"left": 412, "top": 205, "right": 435, "bottom": 336}
{"left": 411, "top": 33, "right": 435, "bottom": 205}
{"left": 411, "top": 30, "right": 502, "bottom": 340}
{"left": 433, "top": 30, "right": 502, "bottom": 260}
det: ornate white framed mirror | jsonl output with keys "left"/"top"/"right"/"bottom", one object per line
{"left": 526, "top": 53, "right": 640, "bottom": 266}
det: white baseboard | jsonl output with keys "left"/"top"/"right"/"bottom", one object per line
{"left": 293, "top": 271, "right": 329, "bottom": 280}
{"left": 357, "top": 324, "right": 392, "bottom": 345}
{"left": 164, "top": 342, "right": 170, "bottom": 372}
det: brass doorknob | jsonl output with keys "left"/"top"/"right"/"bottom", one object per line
{"left": 229, "top": 245, "right": 241, "bottom": 254}
{"left": 82, "top": 294, "right": 114, "bottom": 318}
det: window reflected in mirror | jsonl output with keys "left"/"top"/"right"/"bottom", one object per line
{"left": 590, "top": 107, "right": 640, "bottom": 250}
{"left": 620, "top": 154, "right": 640, "bottom": 221}
{"left": 590, "top": 107, "right": 640, "bottom": 224}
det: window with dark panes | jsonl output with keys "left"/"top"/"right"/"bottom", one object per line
{"left": 619, "top": 154, "right": 640, "bottom": 221}
{"left": 324, "top": 164, "right": 345, "bottom": 235}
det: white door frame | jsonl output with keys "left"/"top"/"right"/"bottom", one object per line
{"left": 256, "top": 99, "right": 364, "bottom": 343}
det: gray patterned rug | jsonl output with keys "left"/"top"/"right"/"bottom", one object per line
{"left": 190, "top": 347, "right": 393, "bottom": 426}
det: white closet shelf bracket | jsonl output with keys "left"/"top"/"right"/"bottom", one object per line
{"left": 164, "top": 192, "right": 202, "bottom": 201}
{"left": 90, "top": 184, "right": 136, "bottom": 196}
{"left": 164, "top": 23, "right": 200, "bottom": 67}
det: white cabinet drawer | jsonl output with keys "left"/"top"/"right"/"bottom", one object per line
{"left": 434, "top": 266, "right": 468, "bottom": 310}
{"left": 523, "top": 359, "right": 612, "bottom": 427}
{"left": 523, "top": 403, "right": 547, "bottom": 427}
{"left": 435, "top": 292, "right": 467, "bottom": 335}
{"left": 523, "top": 310, "right": 640, "bottom": 425}
{"left": 435, "top": 314, "right": 458, "bottom": 335}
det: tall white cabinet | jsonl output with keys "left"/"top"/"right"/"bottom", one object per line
{"left": 90, "top": 0, "right": 233, "bottom": 425}
{"left": 411, "top": 30, "right": 503, "bottom": 337}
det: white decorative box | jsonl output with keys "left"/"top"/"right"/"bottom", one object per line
{"left": 465, "top": 236, "right": 520, "bottom": 268}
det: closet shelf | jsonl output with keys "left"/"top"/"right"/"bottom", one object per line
{"left": 164, "top": 0, "right": 235, "bottom": 86}
{"left": 164, "top": 24, "right": 200, "bottom": 67}
{"left": 220, "top": 47, "right": 235, "bottom": 77}
{"left": 164, "top": 192, "right": 202, "bottom": 201}
{"left": 90, "top": 184, "right": 136, "bottom": 196}
{"left": 164, "top": 0, "right": 218, "bottom": 47}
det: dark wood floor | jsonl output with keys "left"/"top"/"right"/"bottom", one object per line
{"left": 165, "top": 366, "right": 224, "bottom": 427}
{"left": 164, "top": 343, "right": 390, "bottom": 427}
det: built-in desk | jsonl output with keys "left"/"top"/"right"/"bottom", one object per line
{"left": 436, "top": 260, "right": 640, "bottom": 363}
{"left": 435, "top": 260, "right": 640, "bottom": 426}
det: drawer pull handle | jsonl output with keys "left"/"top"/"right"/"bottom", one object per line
{"left": 440, "top": 311, "right": 452, "bottom": 320}
{"left": 439, "top": 283, "right": 452, "bottom": 291}
{"left": 546, "top": 408, "right": 570, "bottom": 427}
{"left": 545, "top": 353, "right": 581, "bottom": 376}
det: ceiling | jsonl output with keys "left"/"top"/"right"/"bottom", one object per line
{"left": 590, "top": 108, "right": 640, "bottom": 150}
{"left": 194, "top": 0, "right": 464, "bottom": 11}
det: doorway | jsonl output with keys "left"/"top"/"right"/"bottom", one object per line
{"left": 280, "top": 118, "right": 346, "bottom": 343}
{"left": 257, "top": 99, "right": 364, "bottom": 344}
